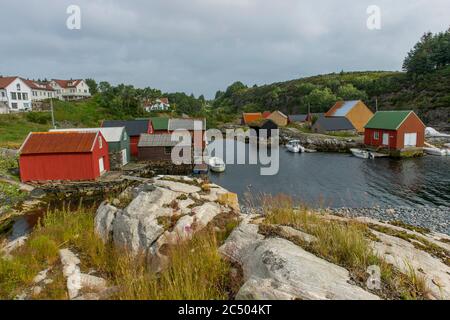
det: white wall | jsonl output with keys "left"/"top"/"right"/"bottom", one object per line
{"left": 5, "top": 78, "right": 32, "bottom": 111}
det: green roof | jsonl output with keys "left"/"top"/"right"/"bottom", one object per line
{"left": 364, "top": 111, "right": 413, "bottom": 130}
{"left": 150, "top": 117, "right": 169, "bottom": 131}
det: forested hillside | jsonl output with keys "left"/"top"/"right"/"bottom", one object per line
{"left": 213, "top": 28, "right": 450, "bottom": 126}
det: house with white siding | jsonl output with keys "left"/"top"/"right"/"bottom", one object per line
{"left": 0, "top": 77, "right": 33, "bottom": 112}
{"left": 49, "top": 79, "right": 91, "bottom": 101}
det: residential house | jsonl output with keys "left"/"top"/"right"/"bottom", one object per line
{"left": 0, "top": 77, "right": 33, "bottom": 112}
{"left": 102, "top": 120, "right": 153, "bottom": 158}
{"left": 138, "top": 133, "right": 191, "bottom": 162}
{"left": 312, "top": 116, "right": 356, "bottom": 135}
{"left": 144, "top": 98, "right": 170, "bottom": 112}
{"left": 50, "top": 127, "right": 130, "bottom": 169}
{"left": 262, "top": 111, "right": 272, "bottom": 119}
{"left": 325, "top": 100, "right": 374, "bottom": 134}
{"left": 267, "top": 111, "right": 289, "bottom": 126}
{"left": 23, "top": 79, "right": 56, "bottom": 101}
{"left": 19, "top": 132, "right": 109, "bottom": 182}
{"left": 49, "top": 79, "right": 91, "bottom": 101}
{"left": 364, "top": 111, "right": 426, "bottom": 150}
{"left": 242, "top": 113, "right": 263, "bottom": 125}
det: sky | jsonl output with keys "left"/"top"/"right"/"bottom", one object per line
{"left": 0, "top": 0, "right": 449, "bottom": 98}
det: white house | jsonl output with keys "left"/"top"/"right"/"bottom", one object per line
{"left": 0, "top": 77, "right": 33, "bottom": 112}
{"left": 144, "top": 98, "right": 170, "bottom": 112}
{"left": 23, "top": 79, "right": 56, "bottom": 101}
{"left": 49, "top": 79, "right": 91, "bottom": 101}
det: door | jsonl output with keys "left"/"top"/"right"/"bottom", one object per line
{"left": 382, "top": 133, "right": 389, "bottom": 146}
{"left": 404, "top": 133, "right": 417, "bottom": 147}
{"left": 99, "top": 157, "right": 105, "bottom": 174}
{"left": 121, "top": 149, "right": 128, "bottom": 166}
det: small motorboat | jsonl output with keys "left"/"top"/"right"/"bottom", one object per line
{"left": 286, "top": 140, "right": 305, "bottom": 153}
{"left": 424, "top": 147, "right": 447, "bottom": 156}
{"left": 350, "top": 148, "right": 374, "bottom": 159}
{"left": 208, "top": 157, "right": 226, "bottom": 173}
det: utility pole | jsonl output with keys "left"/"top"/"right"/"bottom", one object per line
{"left": 375, "top": 97, "right": 378, "bottom": 112}
{"left": 50, "top": 98, "right": 56, "bottom": 129}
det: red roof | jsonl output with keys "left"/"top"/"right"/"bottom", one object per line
{"left": 52, "top": 79, "right": 82, "bottom": 88}
{"left": 0, "top": 77, "right": 18, "bottom": 89}
{"left": 20, "top": 132, "right": 98, "bottom": 155}
{"left": 262, "top": 111, "right": 272, "bottom": 118}
{"left": 160, "top": 98, "right": 169, "bottom": 104}
{"left": 22, "top": 79, "right": 54, "bottom": 91}
{"left": 243, "top": 113, "right": 263, "bottom": 124}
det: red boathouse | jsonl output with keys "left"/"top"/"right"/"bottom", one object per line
{"left": 364, "top": 111, "right": 426, "bottom": 150}
{"left": 19, "top": 132, "right": 110, "bottom": 182}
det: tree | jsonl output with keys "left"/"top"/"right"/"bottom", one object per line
{"left": 85, "top": 78, "right": 98, "bottom": 95}
{"left": 303, "top": 88, "right": 338, "bottom": 112}
{"left": 337, "top": 84, "right": 368, "bottom": 101}
{"left": 403, "top": 28, "right": 450, "bottom": 75}
{"left": 224, "top": 81, "right": 247, "bottom": 98}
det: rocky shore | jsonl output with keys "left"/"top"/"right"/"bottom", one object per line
{"left": 328, "top": 206, "right": 450, "bottom": 236}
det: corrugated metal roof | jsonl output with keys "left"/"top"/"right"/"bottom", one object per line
{"left": 242, "top": 113, "right": 263, "bottom": 124}
{"left": 364, "top": 111, "right": 414, "bottom": 130}
{"left": 102, "top": 120, "right": 149, "bottom": 136}
{"left": 20, "top": 132, "right": 98, "bottom": 155}
{"left": 50, "top": 127, "right": 126, "bottom": 142}
{"left": 331, "top": 100, "right": 359, "bottom": 117}
{"left": 313, "top": 116, "right": 355, "bottom": 131}
{"left": 168, "top": 118, "right": 206, "bottom": 131}
{"left": 138, "top": 133, "right": 191, "bottom": 147}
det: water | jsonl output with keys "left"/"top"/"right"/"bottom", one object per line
{"left": 208, "top": 140, "right": 450, "bottom": 209}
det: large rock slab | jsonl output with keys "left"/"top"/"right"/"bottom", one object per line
{"left": 371, "top": 230, "right": 450, "bottom": 300}
{"left": 220, "top": 221, "right": 379, "bottom": 300}
{"left": 155, "top": 179, "right": 201, "bottom": 194}
{"left": 95, "top": 202, "right": 120, "bottom": 242}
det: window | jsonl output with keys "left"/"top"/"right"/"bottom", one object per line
{"left": 16, "top": 83, "right": 21, "bottom": 91}
{"left": 373, "top": 132, "right": 379, "bottom": 140}
{"left": 11, "top": 92, "right": 17, "bottom": 100}
{"left": 11, "top": 103, "right": 18, "bottom": 109}
{"left": 22, "top": 93, "right": 28, "bottom": 100}
{"left": 164, "top": 147, "right": 172, "bottom": 155}
{"left": 17, "top": 93, "right": 22, "bottom": 100}
{"left": 23, "top": 103, "right": 30, "bottom": 110}
{"left": 1, "top": 92, "right": 5, "bottom": 98}
{"left": 98, "top": 137, "right": 103, "bottom": 149}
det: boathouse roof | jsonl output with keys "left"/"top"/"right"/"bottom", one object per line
{"left": 364, "top": 111, "right": 417, "bottom": 130}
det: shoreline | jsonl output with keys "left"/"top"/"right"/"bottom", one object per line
{"left": 241, "top": 204, "right": 450, "bottom": 236}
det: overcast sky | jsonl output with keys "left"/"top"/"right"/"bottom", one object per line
{"left": 0, "top": 0, "right": 449, "bottom": 97}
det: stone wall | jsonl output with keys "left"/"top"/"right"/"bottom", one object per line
{"left": 109, "top": 151, "right": 124, "bottom": 171}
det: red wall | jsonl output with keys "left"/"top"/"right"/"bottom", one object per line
{"left": 364, "top": 129, "right": 398, "bottom": 149}
{"left": 130, "top": 136, "right": 140, "bottom": 157}
{"left": 20, "top": 134, "right": 110, "bottom": 182}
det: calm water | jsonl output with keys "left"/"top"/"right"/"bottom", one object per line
{"left": 208, "top": 140, "right": 450, "bottom": 208}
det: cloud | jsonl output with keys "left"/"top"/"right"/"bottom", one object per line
{"left": 0, "top": 0, "right": 449, "bottom": 97}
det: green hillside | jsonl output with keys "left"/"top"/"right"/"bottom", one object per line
{"left": 213, "top": 67, "right": 450, "bottom": 126}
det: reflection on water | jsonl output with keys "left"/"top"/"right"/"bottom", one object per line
{"left": 208, "top": 140, "right": 450, "bottom": 208}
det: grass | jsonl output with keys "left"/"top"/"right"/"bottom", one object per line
{"left": 259, "top": 195, "right": 430, "bottom": 300}
{"left": 0, "top": 114, "right": 50, "bottom": 148}
{"left": 0, "top": 156, "right": 19, "bottom": 179}
{"left": 0, "top": 206, "right": 236, "bottom": 300}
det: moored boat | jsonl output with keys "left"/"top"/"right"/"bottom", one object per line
{"left": 350, "top": 148, "right": 374, "bottom": 159}
{"left": 286, "top": 140, "right": 305, "bottom": 153}
{"left": 424, "top": 147, "right": 447, "bottom": 156}
{"left": 208, "top": 157, "right": 226, "bottom": 173}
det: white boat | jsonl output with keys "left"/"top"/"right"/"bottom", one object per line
{"left": 350, "top": 148, "right": 374, "bottom": 159}
{"left": 286, "top": 140, "right": 305, "bottom": 153}
{"left": 424, "top": 147, "right": 447, "bottom": 156}
{"left": 208, "top": 157, "right": 226, "bottom": 173}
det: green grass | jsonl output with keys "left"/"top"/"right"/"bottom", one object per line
{"left": 0, "top": 114, "right": 51, "bottom": 148}
{"left": 0, "top": 206, "right": 236, "bottom": 300}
